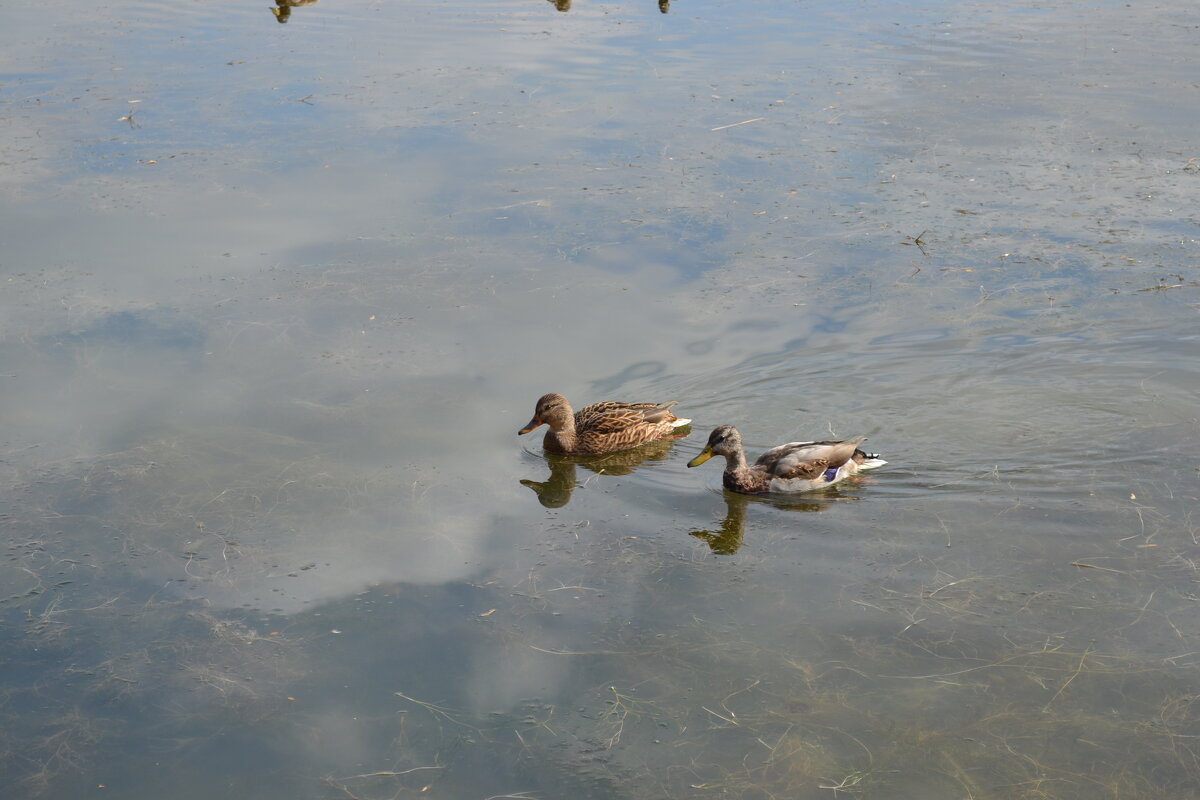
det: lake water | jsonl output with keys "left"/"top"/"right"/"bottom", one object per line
{"left": 3, "top": 0, "right": 1199, "bottom": 797}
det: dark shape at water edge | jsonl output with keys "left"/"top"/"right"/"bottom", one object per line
{"left": 272, "top": 0, "right": 319, "bottom": 23}
{"left": 544, "top": 0, "right": 672, "bottom": 14}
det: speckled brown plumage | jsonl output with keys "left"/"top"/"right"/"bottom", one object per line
{"left": 687, "top": 425, "right": 886, "bottom": 494}
{"left": 518, "top": 392, "right": 692, "bottom": 455}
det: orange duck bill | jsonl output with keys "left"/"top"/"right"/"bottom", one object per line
{"left": 518, "top": 415, "right": 544, "bottom": 435}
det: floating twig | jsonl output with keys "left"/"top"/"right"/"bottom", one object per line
{"left": 1070, "top": 561, "right": 1125, "bottom": 573}
{"left": 711, "top": 117, "right": 764, "bottom": 132}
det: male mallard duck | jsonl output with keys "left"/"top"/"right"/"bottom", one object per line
{"left": 687, "top": 425, "right": 886, "bottom": 494}
{"left": 519, "top": 392, "right": 691, "bottom": 455}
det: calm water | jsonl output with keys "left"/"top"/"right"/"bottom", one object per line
{"left": 3, "top": 0, "right": 1199, "bottom": 797}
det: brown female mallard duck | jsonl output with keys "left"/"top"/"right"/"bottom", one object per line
{"left": 687, "top": 425, "right": 886, "bottom": 494}
{"left": 518, "top": 392, "right": 691, "bottom": 455}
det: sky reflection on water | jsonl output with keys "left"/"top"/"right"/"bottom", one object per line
{"left": 2, "top": 0, "right": 1200, "bottom": 797}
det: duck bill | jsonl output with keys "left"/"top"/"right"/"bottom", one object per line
{"left": 687, "top": 446, "right": 714, "bottom": 468}
{"left": 518, "top": 415, "right": 543, "bottom": 435}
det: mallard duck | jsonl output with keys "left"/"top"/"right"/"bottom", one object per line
{"left": 687, "top": 425, "right": 886, "bottom": 494}
{"left": 518, "top": 392, "right": 691, "bottom": 455}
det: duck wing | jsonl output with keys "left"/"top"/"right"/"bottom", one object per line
{"left": 576, "top": 401, "right": 678, "bottom": 433}
{"left": 757, "top": 438, "right": 866, "bottom": 479}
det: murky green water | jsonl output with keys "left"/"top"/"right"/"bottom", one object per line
{"left": 3, "top": 0, "right": 1199, "bottom": 797}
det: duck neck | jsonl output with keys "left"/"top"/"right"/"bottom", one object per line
{"left": 721, "top": 446, "right": 765, "bottom": 493}
{"left": 722, "top": 447, "right": 749, "bottom": 475}
{"left": 543, "top": 413, "right": 576, "bottom": 453}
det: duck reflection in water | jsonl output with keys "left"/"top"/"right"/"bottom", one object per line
{"left": 545, "top": 0, "right": 671, "bottom": 12}
{"left": 271, "top": 0, "right": 318, "bottom": 23}
{"left": 520, "top": 437, "right": 678, "bottom": 508}
{"left": 690, "top": 490, "right": 831, "bottom": 555}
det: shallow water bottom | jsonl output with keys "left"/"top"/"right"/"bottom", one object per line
{"left": 4, "top": 0, "right": 1200, "bottom": 796}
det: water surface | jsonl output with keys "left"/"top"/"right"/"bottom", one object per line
{"left": 2, "top": 0, "right": 1199, "bottom": 797}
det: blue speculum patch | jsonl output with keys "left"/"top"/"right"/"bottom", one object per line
{"left": 822, "top": 467, "right": 838, "bottom": 482}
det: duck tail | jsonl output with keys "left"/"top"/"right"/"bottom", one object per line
{"left": 848, "top": 437, "right": 886, "bottom": 470}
